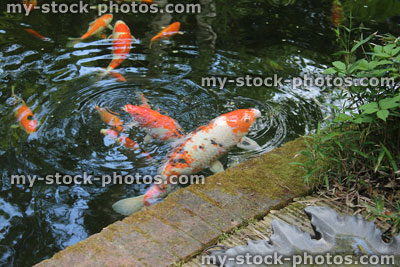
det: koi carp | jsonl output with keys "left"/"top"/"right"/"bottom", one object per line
{"left": 99, "top": 20, "right": 133, "bottom": 77}
{"left": 67, "top": 14, "right": 113, "bottom": 46}
{"left": 10, "top": 87, "right": 38, "bottom": 134}
{"left": 331, "top": 0, "right": 344, "bottom": 27}
{"left": 124, "top": 104, "right": 184, "bottom": 143}
{"left": 100, "top": 129, "right": 152, "bottom": 159}
{"left": 24, "top": 28, "right": 50, "bottom": 42}
{"left": 112, "top": 108, "right": 262, "bottom": 215}
{"left": 23, "top": 0, "right": 37, "bottom": 14}
{"left": 149, "top": 22, "right": 182, "bottom": 48}
{"left": 95, "top": 106, "right": 124, "bottom": 132}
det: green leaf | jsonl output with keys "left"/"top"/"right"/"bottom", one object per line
{"left": 383, "top": 44, "right": 395, "bottom": 54}
{"left": 374, "top": 53, "right": 391, "bottom": 58}
{"left": 360, "top": 102, "right": 379, "bottom": 114}
{"left": 351, "top": 33, "right": 375, "bottom": 53}
{"left": 369, "top": 60, "right": 393, "bottom": 69}
{"left": 332, "top": 61, "right": 347, "bottom": 72}
{"left": 379, "top": 98, "right": 400, "bottom": 110}
{"left": 377, "top": 110, "right": 389, "bottom": 121}
{"left": 322, "top": 68, "right": 337, "bottom": 75}
{"left": 374, "top": 150, "right": 385, "bottom": 172}
{"left": 351, "top": 59, "right": 369, "bottom": 71}
{"left": 334, "top": 113, "right": 352, "bottom": 122}
{"left": 390, "top": 46, "right": 400, "bottom": 56}
{"left": 322, "top": 132, "right": 340, "bottom": 142}
{"left": 373, "top": 45, "right": 384, "bottom": 54}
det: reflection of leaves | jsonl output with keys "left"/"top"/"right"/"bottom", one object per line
{"left": 207, "top": 206, "right": 400, "bottom": 267}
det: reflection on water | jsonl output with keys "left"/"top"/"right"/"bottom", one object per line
{"left": 0, "top": 0, "right": 399, "bottom": 266}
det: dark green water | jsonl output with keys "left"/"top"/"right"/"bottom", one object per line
{"left": 0, "top": 0, "right": 399, "bottom": 266}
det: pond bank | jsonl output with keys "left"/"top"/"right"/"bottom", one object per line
{"left": 35, "top": 137, "right": 310, "bottom": 266}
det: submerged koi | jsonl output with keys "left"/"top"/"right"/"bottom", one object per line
{"left": 150, "top": 22, "right": 182, "bottom": 48}
{"left": 99, "top": 20, "right": 133, "bottom": 77}
{"left": 138, "top": 93, "right": 151, "bottom": 109}
{"left": 98, "top": 68, "right": 127, "bottom": 82}
{"left": 68, "top": 14, "right": 113, "bottom": 46}
{"left": 24, "top": 29, "right": 50, "bottom": 41}
{"left": 11, "top": 87, "right": 38, "bottom": 134}
{"left": 112, "top": 109, "right": 262, "bottom": 215}
{"left": 100, "top": 129, "right": 152, "bottom": 159}
{"left": 95, "top": 106, "right": 124, "bottom": 132}
{"left": 23, "top": 0, "right": 37, "bottom": 13}
{"left": 124, "top": 104, "right": 184, "bottom": 143}
{"left": 331, "top": 0, "right": 344, "bottom": 27}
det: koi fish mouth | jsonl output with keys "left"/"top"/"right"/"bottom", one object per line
{"left": 251, "top": 108, "right": 261, "bottom": 119}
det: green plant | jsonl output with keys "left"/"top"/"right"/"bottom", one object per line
{"left": 294, "top": 26, "right": 400, "bottom": 233}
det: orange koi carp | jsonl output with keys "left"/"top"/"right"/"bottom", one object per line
{"left": 124, "top": 104, "right": 184, "bottom": 143}
{"left": 95, "top": 106, "right": 124, "bottom": 132}
{"left": 112, "top": 109, "right": 262, "bottom": 215}
{"left": 100, "top": 129, "right": 152, "bottom": 159}
{"left": 331, "top": 0, "right": 344, "bottom": 27}
{"left": 68, "top": 14, "right": 113, "bottom": 46}
{"left": 99, "top": 20, "right": 133, "bottom": 77}
{"left": 149, "top": 22, "right": 182, "bottom": 48}
{"left": 23, "top": 0, "right": 37, "bottom": 14}
{"left": 24, "top": 28, "right": 50, "bottom": 41}
{"left": 97, "top": 68, "right": 127, "bottom": 82}
{"left": 11, "top": 87, "right": 38, "bottom": 134}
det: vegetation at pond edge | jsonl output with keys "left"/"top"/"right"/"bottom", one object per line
{"left": 294, "top": 18, "right": 400, "bottom": 236}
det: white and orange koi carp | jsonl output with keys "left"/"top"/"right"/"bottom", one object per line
{"left": 68, "top": 14, "right": 113, "bottom": 46}
{"left": 112, "top": 108, "right": 261, "bottom": 215}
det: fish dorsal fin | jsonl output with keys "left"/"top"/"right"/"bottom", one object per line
{"left": 105, "top": 107, "right": 120, "bottom": 116}
{"left": 168, "top": 134, "right": 189, "bottom": 150}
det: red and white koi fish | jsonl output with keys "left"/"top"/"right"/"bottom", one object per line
{"left": 10, "top": 87, "right": 38, "bottom": 134}
{"left": 99, "top": 20, "right": 133, "bottom": 77}
{"left": 24, "top": 28, "right": 50, "bottom": 41}
{"left": 95, "top": 106, "right": 124, "bottom": 132}
{"left": 100, "top": 129, "right": 152, "bottom": 159}
{"left": 124, "top": 104, "right": 184, "bottom": 143}
{"left": 112, "top": 108, "right": 262, "bottom": 215}
{"left": 150, "top": 22, "right": 182, "bottom": 48}
{"left": 67, "top": 14, "right": 113, "bottom": 46}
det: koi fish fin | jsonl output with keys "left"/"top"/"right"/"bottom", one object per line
{"left": 143, "top": 134, "right": 153, "bottom": 144}
{"left": 11, "top": 124, "right": 20, "bottom": 129}
{"left": 178, "top": 31, "right": 184, "bottom": 35}
{"left": 112, "top": 195, "right": 145, "bottom": 216}
{"left": 123, "top": 120, "right": 139, "bottom": 131}
{"left": 237, "top": 136, "right": 261, "bottom": 151}
{"left": 66, "top": 38, "right": 81, "bottom": 48}
{"left": 210, "top": 160, "right": 224, "bottom": 174}
{"left": 149, "top": 41, "right": 153, "bottom": 49}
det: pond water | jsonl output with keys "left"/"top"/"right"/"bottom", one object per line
{"left": 0, "top": 0, "right": 399, "bottom": 266}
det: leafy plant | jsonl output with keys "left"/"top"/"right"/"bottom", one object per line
{"left": 295, "top": 25, "right": 400, "bottom": 233}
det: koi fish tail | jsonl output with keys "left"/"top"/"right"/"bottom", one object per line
{"left": 97, "top": 67, "right": 112, "bottom": 79}
{"left": 149, "top": 41, "right": 154, "bottom": 49}
{"left": 112, "top": 195, "right": 145, "bottom": 216}
{"left": 66, "top": 38, "right": 82, "bottom": 47}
